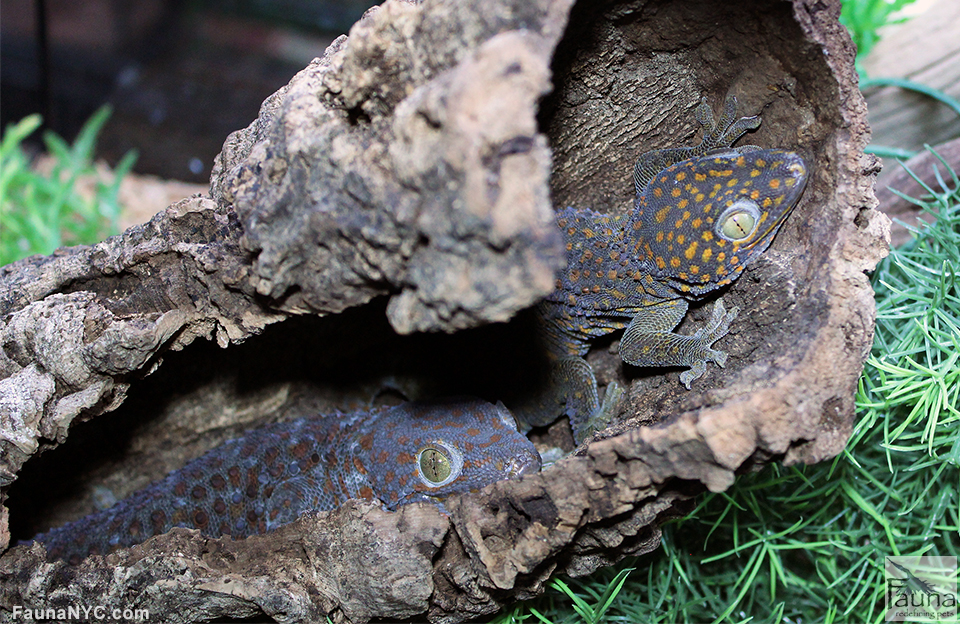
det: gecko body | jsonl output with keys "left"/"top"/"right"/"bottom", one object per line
{"left": 520, "top": 95, "right": 809, "bottom": 440}
{"left": 29, "top": 399, "right": 541, "bottom": 564}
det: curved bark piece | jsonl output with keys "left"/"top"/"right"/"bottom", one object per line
{"left": 212, "top": 4, "right": 567, "bottom": 333}
{"left": 0, "top": 198, "right": 277, "bottom": 492}
{"left": 1, "top": 0, "right": 888, "bottom": 622}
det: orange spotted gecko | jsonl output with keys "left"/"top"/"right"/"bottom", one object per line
{"left": 27, "top": 399, "right": 541, "bottom": 564}
{"left": 520, "top": 95, "right": 808, "bottom": 441}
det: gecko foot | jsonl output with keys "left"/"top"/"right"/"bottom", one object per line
{"left": 573, "top": 381, "right": 624, "bottom": 444}
{"left": 696, "top": 95, "right": 762, "bottom": 149}
{"left": 679, "top": 300, "right": 739, "bottom": 388}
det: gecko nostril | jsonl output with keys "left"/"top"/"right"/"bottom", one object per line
{"left": 510, "top": 451, "right": 543, "bottom": 478}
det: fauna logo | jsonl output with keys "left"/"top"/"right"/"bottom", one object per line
{"left": 885, "top": 556, "right": 957, "bottom": 622}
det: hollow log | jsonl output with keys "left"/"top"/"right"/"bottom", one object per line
{"left": 0, "top": 0, "right": 888, "bottom": 622}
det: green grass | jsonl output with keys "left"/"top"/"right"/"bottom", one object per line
{"left": 496, "top": 151, "right": 960, "bottom": 624}
{"left": 839, "top": 0, "right": 917, "bottom": 64}
{"left": 0, "top": 106, "right": 136, "bottom": 266}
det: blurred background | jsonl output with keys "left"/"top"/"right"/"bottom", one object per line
{"left": 1, "top": 0, "right": 956, "bottom": 242}
{"left": 1, "top": 0, "right": 377, "bottom": 184}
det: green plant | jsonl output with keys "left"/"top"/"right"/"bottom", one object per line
{"left": 499, "top": 150, "right": 959, "bottom": 624}
{"left": 838, "top": 0, "right": 960, "bottom": 161}
{"left": 0, "top": 106, "right": 137, "bottom": 266}
{"left": 839, "top": 0, "right": 917, "bottom": 64}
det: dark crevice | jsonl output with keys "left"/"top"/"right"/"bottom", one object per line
{"left": 346, "top": 105, "right": 373, "bottom": 126}
{"left": 7, "top": 297, "right": 556, "bottom": 544}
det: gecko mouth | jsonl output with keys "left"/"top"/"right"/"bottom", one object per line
{"left": 509, "top": 450, "right": 542, "bottom": 478}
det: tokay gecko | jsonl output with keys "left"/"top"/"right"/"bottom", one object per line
{"left": 29, "top": 399, "right": 541, "bottom": 564}
{"left": 520, "top": 95, "right": 809, "bottom": 441}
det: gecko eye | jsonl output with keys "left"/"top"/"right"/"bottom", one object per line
{"left": 717, "top": 200, "right": 761, "bottom": 242}
{"left": 417, "top": 443, "right": 463, "bottom": 487}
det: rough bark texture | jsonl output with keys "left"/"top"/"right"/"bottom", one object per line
{"left": 0, "top": 0, "right": 888, "bottom": 622}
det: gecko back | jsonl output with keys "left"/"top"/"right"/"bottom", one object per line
{"left": 28, "top": 398, "right": 540, "bottom": 564}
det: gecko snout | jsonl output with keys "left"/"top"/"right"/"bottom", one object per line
{"left": 509, "top": 449, "right": 542, "bottom": 478}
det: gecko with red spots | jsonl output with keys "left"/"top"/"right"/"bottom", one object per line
{"left": 519, "top": 95, "right": 809, "bottom": 441}
{"left": 27, "top": 399, "right": 540, "bottom": 564}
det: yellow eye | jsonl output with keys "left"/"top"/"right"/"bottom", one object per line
{"left": 721, "top": 211, "right": 756, "bottom": 240}
{"left": 717, "top": 201, "right": 760, "bottom": 241}
{"left": 418, "top": 447, "right": 452, "bottom": 484}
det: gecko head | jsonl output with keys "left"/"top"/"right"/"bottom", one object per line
{"left": 372, "top": 399, "right": 541, "bottom": 511}
{"left": 629, "top": 148, "right": 808, "bottom": 295}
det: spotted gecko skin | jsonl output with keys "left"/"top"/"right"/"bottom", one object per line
{"left": 29, "top": 399, "right": 541, "bottom": 564}
{"left": 519, "top": 95, "right": 809, "bottom": 440}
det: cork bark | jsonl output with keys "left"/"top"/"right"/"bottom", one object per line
{"left": 0, "top": 0, "right": 888, "bottom": 622}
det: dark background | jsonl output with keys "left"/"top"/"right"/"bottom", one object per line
{"left": 1, "top": 0, "right": 378, "bottom": 182}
